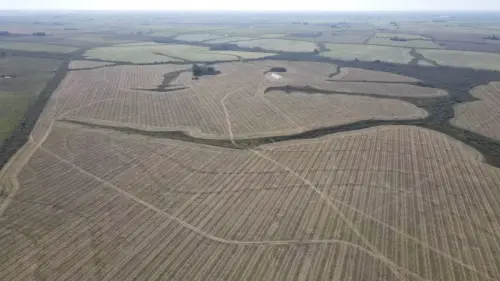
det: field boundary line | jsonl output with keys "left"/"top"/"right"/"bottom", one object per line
{"left": 0, "top": 120, "right": 54, "bottom": 216}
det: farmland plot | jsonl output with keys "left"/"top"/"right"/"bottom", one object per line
{"left": 451, "top": 81, "right": 500, "bottom": 141}
{"left": 321, "top": 44, "right": 413, "bottom": 64}
{"left": 232, "top": 39, "right": 318, "bottom": 52}
{"left": 374, "top": 33, "right": 431, "bottom": 40}
{"left": 0, "top": 56, "right": 62, "bottom": 140}
{"left": 367, "top": 37, "right": 442, "bottom": 48}
{"left": 314, "top": 31, "right": 373, "bottom": 44}
{"left": 204, "top": 36, "right": 257, "bottom": 44}
{"left": 0, "top": 41, "right": 78, "bottom": 53}
{"left": 330, "top": 67, "right": 420, "bottom": 83}
{"left": 304, "top": 81, "right": 447, "bottom": 98}
{"left": 1, "top": 120, "right": 499, "bottom": 280}
{"left": 68, "top": 60, "right": 116, "bottom": 70}
{"left": 83, "top": 43, "right": 274, "bottom": 63}
{"left": 174, "top": 33, "right": 225, "bottom": 42}
{"left": 367, "top": 33, "right": 442, "bottom": 49}
{"left": 52, "top": 62, "right": 433, "bottom": 138}
{"left": 252, "top": 60, "right": 338, "bottom": 79}
{"left": 418, "top": 49, "right": 500, "bottom": 71}
{"left": 263, "top": 91, "right": 427, "bottom": 129}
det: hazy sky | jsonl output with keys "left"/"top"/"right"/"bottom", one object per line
{"left": 2, "top": 0, "right": 500, "bottom": 11}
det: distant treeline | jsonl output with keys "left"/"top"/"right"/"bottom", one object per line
{"left": 0, "top": 31, "right": 48, "bottom": 37}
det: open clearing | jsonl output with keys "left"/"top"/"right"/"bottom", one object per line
{"left": 367, "top": 37, "right": 443, "bottom": 49}
{"left": 83, "top": 43, "right": 274, "bottom": 63}
{"left": 329, "top": 67, "right": 421, "bottom": 83}
{"left": 320, "top": 44, "right": 413, "bottom": 64}
{"left": 303, "top": 31, "right": 373, "bottom": 44}
{"left": 373, "top": 33, "right": 432, "bottom": 40}
{"left": 174, "top": 33, "right": 226, "bottom": 42}
{"left": 231, "top": 38, "right": 318, "bottom": 52}
{"left": 0, "top": 41, "right": 78, "bottom": 53}
{"left": 204, "top": 36, "right": 257, "bottom": 44}
{"left": 49, "top": 61, "right": 432, "bottom": 138}
{"left": 451, "top": 81, "right": 500, "bottom": 141}
{"left": 0, "top": 92, "right": 33, "bottom": 139}
{"left": 68, "top": 60, "right": 116, "bottom": 70}
{"left": 418, "top": 49, "right": 500, "bottom": 71}
{"left": 417, "top": 60, "right": 435, "bottom": 66}
{"left": 0, "top": 56, "right": 62, "bottom": 140}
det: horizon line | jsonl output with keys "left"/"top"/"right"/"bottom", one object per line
{"left": 2, "top": 9, "right": 500, "bottom": 13}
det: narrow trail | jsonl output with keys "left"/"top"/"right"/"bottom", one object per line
{"left": 0, "top": 121, "right": 54, "bottom": 216}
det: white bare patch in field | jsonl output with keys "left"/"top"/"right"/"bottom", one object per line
{"left": 270, "top": 73, "right": 282, "bottom": 80}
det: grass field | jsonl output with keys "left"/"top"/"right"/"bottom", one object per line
{"left": 0, "top": 41, "right": 78, "bottom": 53}
{"left": 418, "top": 49, "right": 500, "bottom": 70}
{"left": 232, "top": 38, "right": 318, "bottom": 52}
{"left": 0, "top": 56, "right": 62, "bottom": 139}
{"left": 59, "top": 35, "right": 138, "bottom": 46}
{"left": 320, "top": 44, "right": 413, "bottom": 64}
{"left": 374, "top": 33, "right": 431, "bottom": 40}
{"left": 330, "top": 67, "right": 421, "bottom": 82}
{"left": 204, "top": 36, "right": 257, "bottom": 44}
{"left": 314, "top": 31, "right": 373, "bottom": 44}
{"left": 209, "top": 25, "right": 325, "bottom": 38}
{"left": 367, "top": 36, "right": 443, "bottom": 48}
{"left": 1, "top": 36, "right": 139, "bottom": 50}
{"left": 174, "top": 33, "right": 225, "bottom": 42}
{"left": 150, "top": 25, "right": 236, "bottom": 37}
{"left": 417, "top": 60, "right": 435, "bottom": 66}
{"left": 83, "top": 43, "right": 274, "bottom": 63}
{"left": 0, "top": 92, "right": 33, "bottom": 139}
{"left": 68, "top": 60, "right": 116, "bottom": 70}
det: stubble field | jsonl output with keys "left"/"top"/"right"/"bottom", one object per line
{"left": 451, "top": 81, "right": 500, "bottom": 141}
{"left": 1, "top": 119, "right": 500, "bottom": 281}
{"left": 51, "top": 61, "right": 436, "bottom": 138}
{"left": 1, "top": 57, "right": 500, "bottom": 281}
